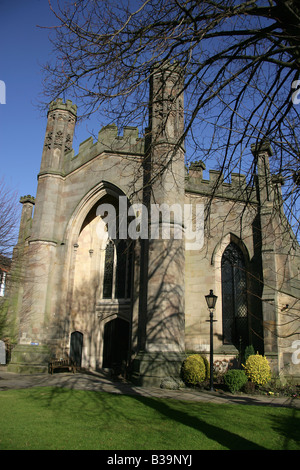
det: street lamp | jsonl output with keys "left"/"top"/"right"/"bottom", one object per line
{"left": 205, "top": 290, "right": 218, "bottom": 392}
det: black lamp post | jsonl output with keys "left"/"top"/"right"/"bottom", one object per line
{"left": 205, "top": 289, "right": 218, "bottom": 392}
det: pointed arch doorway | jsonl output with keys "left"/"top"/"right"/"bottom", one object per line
{"left": 70, "top": 331, "right": 83, "bottom": 367}
{"left": 102, "top": 318, "right": 130, "bottom": 370}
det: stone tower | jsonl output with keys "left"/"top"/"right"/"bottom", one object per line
{"left": 8, "top": 100, "right": 77, "bottom": 372}
{"left": 32, "top": 99, "right": 77, "bottom": 241}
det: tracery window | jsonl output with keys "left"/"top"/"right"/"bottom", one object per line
{"left": 221, "top": 242, "right": 248, "bottom": 349}
{"left": 103, "top": 239, "right": 132, "bottom": 300}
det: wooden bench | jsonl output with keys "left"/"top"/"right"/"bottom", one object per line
{"left": 49, "top": 358, "right": 77, "bottom": 375}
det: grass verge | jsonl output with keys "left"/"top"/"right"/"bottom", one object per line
{"left": 0, "top": 386, "right": 299, "bottom": 450}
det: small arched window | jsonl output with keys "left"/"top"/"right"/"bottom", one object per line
{"left": 221, "top": 242, "right": 248, "bottom": 349}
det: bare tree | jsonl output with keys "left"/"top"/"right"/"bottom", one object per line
{"left": 0, "top": 179, "right": 19, "bottom": 259}
{"left": 41, "top": 0, "right": 300, "bottom": 234}
{"left": 0, "top": 180, "right": 20, "bottom": 338}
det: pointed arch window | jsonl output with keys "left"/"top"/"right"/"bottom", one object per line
{"left": 103, "top": 239, "right": 133, "bottom": 300}
{"left": 221, "top": 242, "right": 248, "bottom": 349}
{"left": 103, "top": 241, "right": 115, "bottom": 299}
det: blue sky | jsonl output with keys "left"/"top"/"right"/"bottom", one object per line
{"left": 0, "top": 0, "right": 98, "bottom": 202}
{"left": 1, "top": 1, "right": 299, "bottom": 240}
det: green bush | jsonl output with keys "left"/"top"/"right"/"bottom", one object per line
{"left": 244, "top": 345, "right": 255, "bottom": 362}
{"left": 224, "top": 369, "right": 248, "bottom": 393}
{"left": 181, "top": 354, "right": 209, "bottom": 386}
{"left": 243, "top": 354, "right": 271, "bottom": 386}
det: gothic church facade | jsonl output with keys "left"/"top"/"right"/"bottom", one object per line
{"left": 8, "top": 64, "right": 300, "bottom": 385}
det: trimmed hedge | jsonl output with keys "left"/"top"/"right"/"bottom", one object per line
{"left": 181, "top": 354, "right": 209, "bottom": 386}
{"left": 243, "top": 354, "right": 271, "bottom": 386}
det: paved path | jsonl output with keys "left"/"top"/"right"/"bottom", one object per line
{"left": 0, "top": 368, "right": 299, "bottom": 409}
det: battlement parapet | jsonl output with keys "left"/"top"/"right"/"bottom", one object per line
{"left": 63, "top": 124, "right": 145, "bottom": 174}
{"left": 48, "top": 98, "right": 77, "bottom": 117}
{"left": 98, "top": 124, "right": 140, "bottom": 146}
{"left": 185, "top": 164, "right": 257, "bottom": 203}
{"left": 151, "top": 60, "right": 184, "bottom": 79}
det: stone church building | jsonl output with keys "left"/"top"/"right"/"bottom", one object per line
{"left": 7, "top": 64, "right": 300, "bottom": 385}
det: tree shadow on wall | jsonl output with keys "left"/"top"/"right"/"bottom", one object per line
{"left": 25, "top": 234, "right": 299, "bottom": 450}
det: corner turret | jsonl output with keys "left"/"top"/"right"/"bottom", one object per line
{"left": 40, "top": 98, "right": 77, "bottom": 174}
{"left": 18, "top": 195, "right": 35, "bottom": 244}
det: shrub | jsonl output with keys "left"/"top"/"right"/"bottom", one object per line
{"left": 160, "top": 377, "right": 185, "bottom": 390}
{"left": 244, "top": 345, "right": 255, "bottom": 362}
{"left": 224, "top": 369, "right": 248, "bottom": 393}
{"left": 243, "top": 380, "right": 256, "bottom": 394}
{"left": 243, "top": 354, "right": 271, "bottom": 386}
{"left": 181, "top": 354, "right": 209, "bottom": 386}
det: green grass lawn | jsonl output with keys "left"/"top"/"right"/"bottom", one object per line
{"left": 0, "top": 386, "right": 299, "bottom": 450}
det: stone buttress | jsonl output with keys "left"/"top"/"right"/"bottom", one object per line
{"left": 132, "top": 63, "right": 186, "bottom": 385}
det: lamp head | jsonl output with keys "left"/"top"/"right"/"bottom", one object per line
{"left": 205, "top": 289, "right": 218, "bottom": 309}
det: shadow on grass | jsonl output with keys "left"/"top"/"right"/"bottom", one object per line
{"left": 3, "top": 370, "right": 299, "bottom": 450}
{"left": 130, "top": 394, "right": 267, "bottom": 450}
{"left": 25, "top": 384, "right": 270, "bottom": 450}
{"left": 269, "top": 407, "right": 300, "bottom": 450}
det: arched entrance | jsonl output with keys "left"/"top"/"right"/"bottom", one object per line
{"left": 102, "top": 318, "right": 130, "bottom": 369}
{"left": 64, "top": 184, "right": 135, "bottom": 371}
{"left": 70, "top": 331, "right": 83, "bottom": 367}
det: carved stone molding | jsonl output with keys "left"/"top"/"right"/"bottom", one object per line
{"left": 44, "top": 132, "right": 53, "bottom": 149}
{"left": 54, "top": 130, "right": 63, "bottom": 148}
